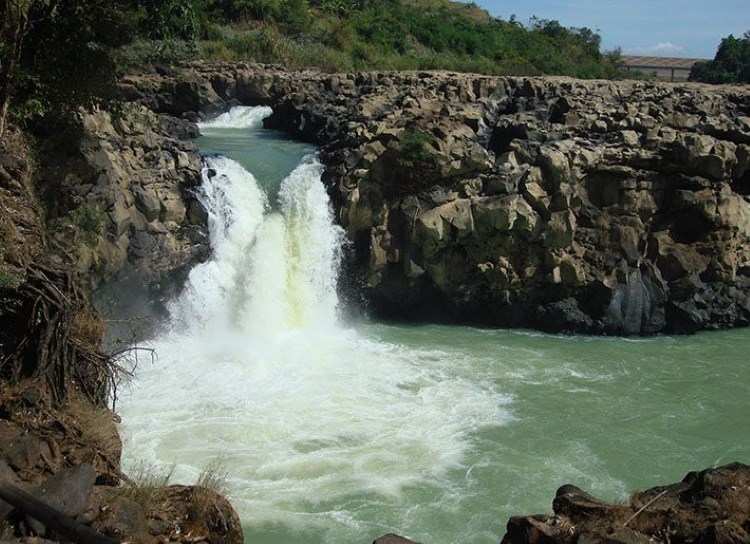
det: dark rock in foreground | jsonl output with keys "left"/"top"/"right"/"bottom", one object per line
{"left": 501, "top": 463, "right": 750, "bottom": 544}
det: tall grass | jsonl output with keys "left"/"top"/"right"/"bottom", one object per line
{"left": 186, "top": 0, "right": 625, "bottom": 78}
{"left": 120, "top": 460, "right": 175, "bottom": 510}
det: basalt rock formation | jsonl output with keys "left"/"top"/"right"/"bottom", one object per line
{"left": 122, "top": 62, "right": 750, "bottom": 335}
{"left": 33, "top": 106, "right": 208, "bottom": 328}
{"left": 500, "top": 463, "right": 750, "bottom": 544}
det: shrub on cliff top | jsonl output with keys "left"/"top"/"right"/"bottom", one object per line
{"left": 396, "top": 129, "right": 439, "bottom": 171}
{"left": 690, "top": 31, "right": 750, "bottom": 84}
{"left": 388, "top": 129, "right": 443, "bottom": 196}
{"left": 193, "top": 0, "right": 624, "bottom": 77}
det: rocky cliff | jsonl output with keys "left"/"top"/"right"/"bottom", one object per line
{"left": 32, "top": 105, "right": 208, "bottom": 328}
{"left": 122, "top": 62, "right": 750, "bottom": 335}
{"left": 0, "top": 126, "right": 243, "bottom": 543}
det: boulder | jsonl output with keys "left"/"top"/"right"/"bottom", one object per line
{"left": 501, "top": 463, "right": 750, "bottom": 544}
{"left": 24, "top": 464, "right": 97, "bottom": 535}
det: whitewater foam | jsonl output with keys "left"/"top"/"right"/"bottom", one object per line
{"left": 198, "top": 106, "right": 273, "bottom": 130}
{"left": 118, "top": 107, "right": 512, "bottom": 540}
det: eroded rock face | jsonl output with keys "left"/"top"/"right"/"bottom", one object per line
{"left": 36, "top": 106, "right": 207, "bottom": 294}
{"left": 1, "top": 125, "right": 242, "bottom": 544}
{"left": 310, "top": 75, "right": 750, "bottom": 335}
{"left": 123, "top": 63, "right": 750, "bottom": 335}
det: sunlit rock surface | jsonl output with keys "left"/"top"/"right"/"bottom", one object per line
{"left": 122, "top": 63, "right": 750, "bottom": 334}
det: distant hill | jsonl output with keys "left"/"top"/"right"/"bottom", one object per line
{"left": 122, "top": 0, "right": 625, "bottom": 78}
{"left": 0, "top": 0, "right": 627, "bottom": 142}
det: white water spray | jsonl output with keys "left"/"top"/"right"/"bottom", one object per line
{"left": 118, "top": 107, "right": 510, "bottom": 540}
{"left": 200, "top": 106, "right": 274, "bottom": 129}
{"left": 169, "top": 153, "right": 341, "bottom": 335}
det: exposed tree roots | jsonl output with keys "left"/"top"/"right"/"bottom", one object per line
{"left": 1, "top": 261, "right": 124, "bottom": 407}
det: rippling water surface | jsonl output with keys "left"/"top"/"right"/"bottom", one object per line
{"left": 118, "top": 107, "right": 750, "bottom": 544}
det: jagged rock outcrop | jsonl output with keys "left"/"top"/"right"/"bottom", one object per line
{"left": 35, "top": 106, "right": 207, "bottom": 295}
{"left": 501, "top": 463, "right": 750, "bottom": 544}
{"left": 122, "top": 62, "right": 750, "bottom": 335}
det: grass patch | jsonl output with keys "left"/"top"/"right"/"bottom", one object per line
{"left": 0, "top": 267, "right": 22, "bottom": 289}
{"left": 121, "top": 460, "right": 175, "bottom": 510}
{"left": 197, "top": 461, "right": 229, "bottom": 496}
{"left": 191, "top": 460, "right": 230, "bottom": 521}
{"left": 55, "top": 202, "right": 109, "bottom": 247}
{"left": 60, "top": 392, "right": 118, "bottom": 455}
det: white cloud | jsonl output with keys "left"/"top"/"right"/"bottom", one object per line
{"left": 624, "top": 42, "right": 687, "bottom": 56}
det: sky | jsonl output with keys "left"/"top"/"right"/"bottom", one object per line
{"left": 469, "top": 0, "right": 749, "bottom": 59}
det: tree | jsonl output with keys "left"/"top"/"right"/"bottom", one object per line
{"left": 141, "top": 0, "right": 199, "bottom": 41}
{"left": 0, "top": 0, "right": 174, "bottom": 141}
{"left": 689, "top": 31, "right": 750, "bottom": 84}
{"left": 0, "top": 0, "right": 36, "bottom": 139}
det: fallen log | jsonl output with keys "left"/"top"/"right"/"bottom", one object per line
{"left": 0, "top": 480, "right": 118, "bottom": 544}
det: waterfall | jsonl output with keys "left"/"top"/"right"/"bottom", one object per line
{"left": 200, "top": 105, "right": 273, "bottom": 129}
{"left": 168, "top": 154, "right": 342, "bottom": 335}
{"left": 118, "top": 107, "right": 509, "bottom": 542}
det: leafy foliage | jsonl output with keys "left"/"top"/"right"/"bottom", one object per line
{"left": 388, "top": 129, "right": 443, "bottom": 195}
{"left": 1, "top": 0, "right": 144, "bottom": 136}
{"left": 1, "top": 0, "right": 626, "bottom": 141}
{"left": 65, "top": 203, "right": 109, "bottom": 246}
{"left": 189, "top": 0, "right": 623, "bottom": 77}
{"left": 0, "top": 267, "right": 22, "bottom": 289}
{"left": 689, "top": 32, "right": 750, "bottom": 84}
{"left": 396, "top": 130, "right": 439, "bottom": 171}
{"left": 0, "top": 0, "right": 205, "bottom": 138}
{"left": 140, "top": 0, "right": 200, "bottom": 41}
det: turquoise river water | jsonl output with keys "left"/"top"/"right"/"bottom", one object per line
{"left": 118, "top": 107, "right": 750, "bottom": 544}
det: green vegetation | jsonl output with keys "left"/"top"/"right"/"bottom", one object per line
{"left": 689, "top": 31, "right": 750, "bottom": 84}
{"left": 192, "top": 461, "right": 229, "bottom": 518}
{"left": 0, "top": 267, "right": 22, "bottom": 289}
{"left": 1, "top": 0, "right": 624, "bottom": 140}
{"left": 396, "top": 129, "right": 439, "bottom": 171}
{"left": 184, "top": 2, "right": 623, "bottom": 77}
{"left": 0, "top": 0, "right": 144, "bottom": 139}
{"left": 0, "top": 213, "right": 21, "bottom": 287}
{"left": 56, "top": 202, "right": 109, "bottom": 247}
{"left": 0, "top": 213, "right": 14, "bottom": 258}
{"left": 196, "top": 460, "right": 229, "bottom": 494}
{"left": 121, "top": 460, "right": 175, "bottom": 508}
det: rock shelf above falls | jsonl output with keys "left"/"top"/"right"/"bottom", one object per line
{"left": 104, "top": 64, "right": 750, "bottom": 335}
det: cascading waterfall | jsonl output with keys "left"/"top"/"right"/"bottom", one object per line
{"left": 119, "top": 106, "right": 750, "bottom": 544}
{"left": 169, "top": 154, "right": 341, "bottom": 335}
{"left": 118, "top": 107, "right": 510, "bottom": 542}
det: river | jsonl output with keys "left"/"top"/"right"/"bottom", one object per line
{"left": 117, "top": 107, "right": 750, "bottom": 544}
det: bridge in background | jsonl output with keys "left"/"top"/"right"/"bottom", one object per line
{"left": 620, "top": 56, "right": 707, "bottom": 82}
